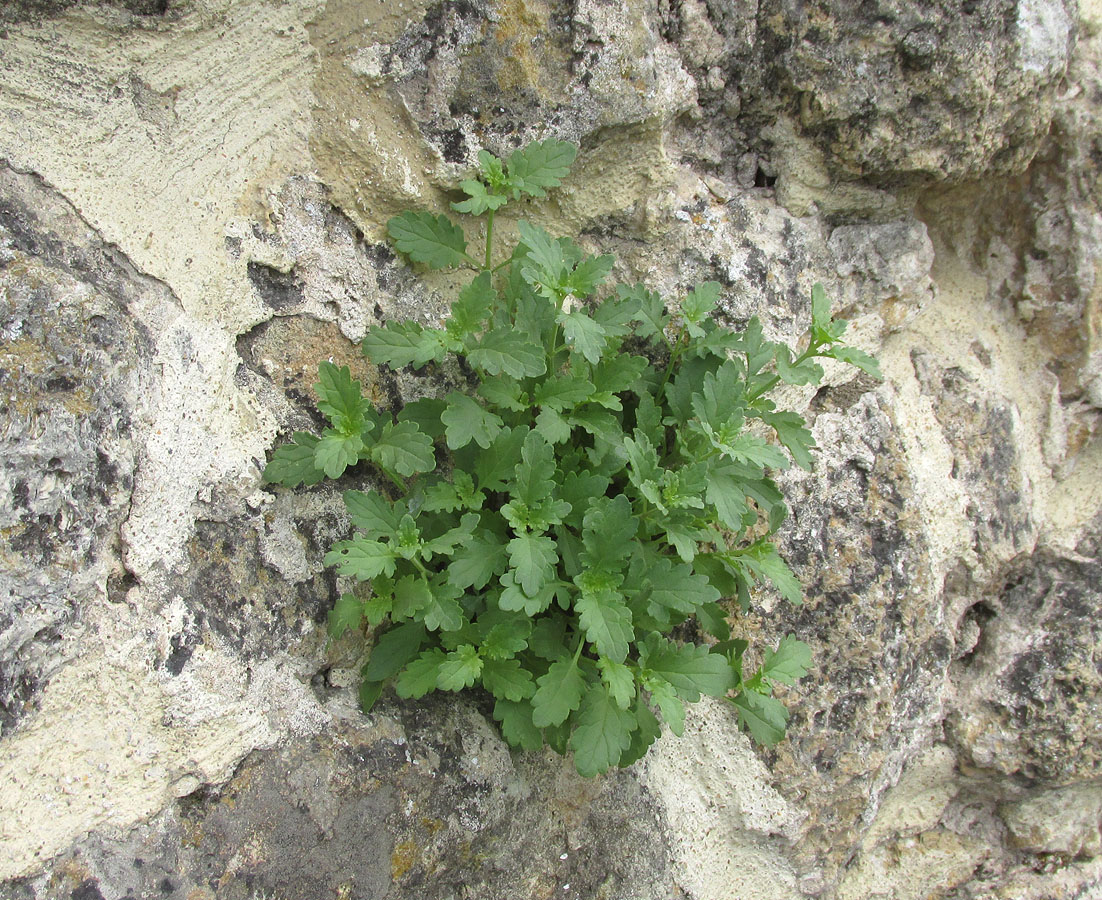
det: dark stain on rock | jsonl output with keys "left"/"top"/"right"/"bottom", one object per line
{"left": 170, "top": 516, "right": 335, "bottom": 659}
{"left": 247, "top": 261, "right": 305, "bottom": 312}
{"left": 68, "top": 880, "right": 104, "bottom": 900}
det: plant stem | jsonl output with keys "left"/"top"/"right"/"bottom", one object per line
{"left": 484, "top": 209, "right": 495, "bottom": 270}
{"left": 658, "top": 328, "right": 686, "bottom": 399}
{"left": 377, "top": 463, "right": 408, "bottom": 495}
{"left": 747, "top": 342, "right": 821, "bottom": 403}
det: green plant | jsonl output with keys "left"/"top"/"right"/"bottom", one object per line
{"left": 264, "top": 139, "right": 880, "bottom": 775}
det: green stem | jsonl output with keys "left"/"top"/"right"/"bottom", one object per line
{"left": 747, "top": 342, "right": 822, "bottom": 403}
{"left": 658, "top": 328, "right": 687, "bottom": 399}
{"left": 484, "top": 209, "right": 495, "bottom": 271}
{"left": 376, "top": 463, "right": 408, "bottom": 495}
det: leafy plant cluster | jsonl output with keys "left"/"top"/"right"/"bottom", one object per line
{"left": 264, "top": 139, "right": 879, "bottom": 776}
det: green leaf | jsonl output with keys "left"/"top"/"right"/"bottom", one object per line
{"left": 824, "top": 344, "right": 883, "bottom": 379}
{"left": 467, "top": 329, "right": 547, "bottom": 378}
{"left": 422, "top": 591, "right": 465, "bottom": 632}
{"left": 528, "top": 615, "right": 567, "bottom": 660}
{"left": 811, "top": 282, "right": 831, "bottom": 333}
{"left": 316, "top": 362, "right": 368, "bottom": 432}
{"left": 599, "top": 658, "right": 636, "bottom": 710}
{"left": 533, "top": 374, "right": 593, "bottom": 410}
{"left": 450, "top": 271, "right": 497, "bottom": 335}
{"left": 695, "top": 601, "right": 731, "bottom": 641}
{"left": 478, "top": 149, "right": 507, "bottom": 186}
{"left": 507, "top": 532, "right": 558, "bottom": 597}
{"left": 517, "top": 221, "right": 566, "bottom": 284}
{"left": 344, "top": 490, "right": 401, "bottom": 537}
{"left": 535, "top": 406, "right": 572, "bottom": 444}
{"left": 441, "top": 392, "right": 504, "bottom": 450}
{"left": 363, "top": 591, "right": 392, "bottom": 627}
{"left": 531, "top": 656, "right": 586, "bottom": 727}
{"left": 481, "top": 658, "right": 536, "bottom": 701}
{"left": 615, "top": 283, "right": 669, "bottom": 339}
{"left": 711, "top": 432, "right": 790, "bottom": 470}
{"left": 648, "top": 679, "right": 685, "bottom": 736}
{"left": 557, "top": 309, "right": 607, "bottom": 364}
{"left": 452, "top": 178, "right": 509, "bottom": 215}
{"left": 493, "top": 698, "right": 544, "bottom": 751}
{"left": 681, "top": 281, "right": 721, "bottom": 335}
{"left": 362, "top": 321, "right": 447, "bottom": 369}
{"left": 363, "top": 621, "right": 427, "bottom": 681}
{"left": 264, "top": 432, "right": 324, "bottom": 487}
{"left": 506, "top": 138, "right": 578, "bottom": 197}
{"left": 316, "top": 429, "right": 363, "bottom": 478}
{"left": 328, "top": 592, "right": 364, "bottom": 639}
{"left": 732, "top": 690, "right": 790, "bottom": 745}
{"left": 644, "top": 557, "right": 720, "bottom": 618}
{"left": 732, "top": 542, "right": 803, "bottom": 605}
{"left": 619, "top": 698, "right": 662, "bottom": 766}
{"left": 569, "top": 684, "right": 637, "bottom": 776}
{"left": 592, "top": 354, "right": 648, "bottom": 396}
{"left": 664, "top": 520, "right": 706, "bottom": 563}
{"left": 742, "top": 478, "right": 788, "bottom": 533}
{"left": 479, "top": 617, "right": 531, "bottom": 659}
{"left": 566, "top": 254, "right": 615, "bottom": 299}
{"left": 623, "top": 433, "right": 662, "bottom": 487}
{"left": 774, "top": 345, "right": 825, "bottom": 386}
{"left": 325, "top": 538, "right": 397, "bottom": 580}
{"left": 422, "top": 471, "right": 485, "bottom": 513}
{"left": 478, "top": 376, "right": 528, "bottom": 412}
{"left": 568, "top": 407, "right": 625, "bottom": 462}
{"left": 391, "top": 575, "right": 433, "bottom": 619}
{"left": 397, "top": 397, "right": 447, "bottom": 441}
{"left": 761, "top": 635, "right": 812, "bottom": 686}
{"left": 580, "top": 495, "right": 637, "bottom": 570}
{"left": 705, "top": 465, "right": 751, "bottom": 530}
{"left": 511, "top": 430, "right": 556, "bottom": 506}
{"left": 576, "top": 588, "right": 634, "bottom": 664}
{"left": 370, "top": 421, "right": 436, "bottom": 477}
{"left": 359, "top": 679, "right": 384, "bottom": 713}
{"left": 641, "top": 636, "right": 734, "bottom": 699}
{"left": 761, "top": 410, "right": 815, "bottom": 470}
{"left": 558, "top": 470, "right": 610, "bottom": 530}
{"left": 395, "top": 648, "right": 446, "bottom": 698}
{"left": 473, "top": 426, "right": 527, "bottom": 491}
{"left": 498, "top": 572, "right": 557, "bottom": 616}
{"left": 388, "top": 210, "right": 470, "bottom": 269}
{"left": 447, "top": 532, "right": 507, "bottom": 590}
{"left": 437, "top": 644, "right": 483, "bottom": 691}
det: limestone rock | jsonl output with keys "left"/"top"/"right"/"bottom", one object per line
{"left": 0, "top": 165, "right": 151, "bottom": 734}
{"left": 0, "top": 0, "right": 1100, "bottom": 899}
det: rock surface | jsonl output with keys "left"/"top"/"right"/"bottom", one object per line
{"left": 1, "top": 0, "right": 1100, "bottom": 898}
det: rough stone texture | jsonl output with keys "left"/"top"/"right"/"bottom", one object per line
{"left": 6, "top": 696, "right": 674, "bottom": 900}
{"left": 0, "top": 165, "right": 153, "bottom": 734}
{"left": 1, "top": 0, "right": 1100, "bottom": 898}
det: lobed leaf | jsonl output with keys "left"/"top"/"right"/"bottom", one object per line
{"left": 569, "top": 684, "right": 637, "bottom": 776}
{"left": 370, "top": 420, "right": 436, "bottom": 477}
{"left": 467, "top": 329, "right": 547, "bottom": 378}
{"left": 761, "top": 634, "right": 812, "bottom": 686}
{"left": 363, "top": 321, "right": 448, "bottom": 369}
{"left": 264, "top": 432, "right": 324, "bottom": 487}
{"left": 507, "top": 138, "right": 578, "bottom": 197}
{"left": 441, "top": 392, "right": 504, "bottom": 450}
{"left": 531, "top": 656, "right": 586, "bottom": 727}
{"left": 388, "top": 210, "right": 470, "bottom": 269}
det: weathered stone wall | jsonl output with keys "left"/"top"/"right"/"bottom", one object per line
{"left": 1, "top": 0, "right": 1099, "bottom": 898}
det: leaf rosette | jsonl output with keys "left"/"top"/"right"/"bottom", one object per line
{"left": 264, "top": 139, "right": 880, "bottom": 775}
